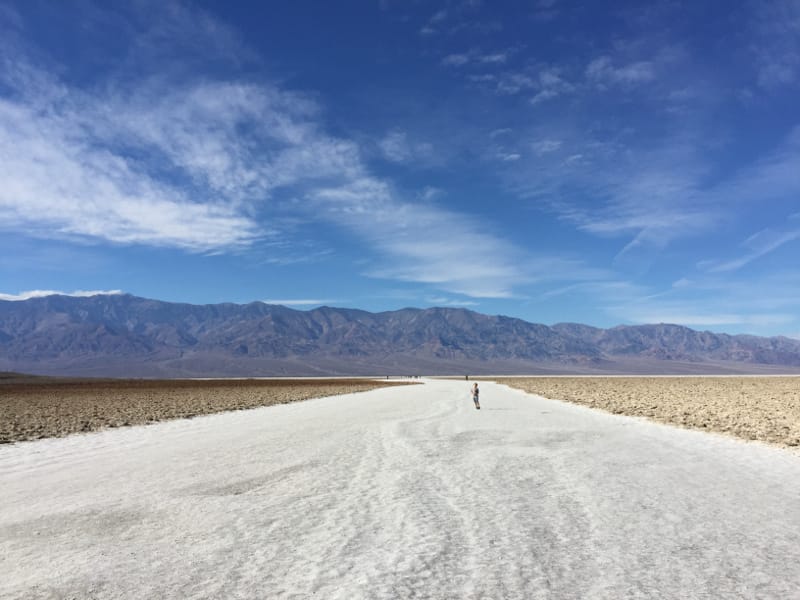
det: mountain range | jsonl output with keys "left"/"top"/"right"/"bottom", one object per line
{"left": 1, "top": 294, "right": 799, "bottom": 377}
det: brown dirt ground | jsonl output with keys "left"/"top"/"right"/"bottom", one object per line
{"left": 0, "top": 376, "right": 411, "bottom": 444}
{"left": 494, "top": 376, "right": 800, "bottom": 448}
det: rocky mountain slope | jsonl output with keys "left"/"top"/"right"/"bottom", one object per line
{"left": 1, "top": 294, "right": 799, "bottom": 376}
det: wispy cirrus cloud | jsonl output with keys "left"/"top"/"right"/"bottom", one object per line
{"left": 3, "top": 2, "right": 414, "bottom": 256}
{"left": 531, "top": 139, "right": 562, "bottom": 154}
{"left": 586, "top": 56, "right": 656, "bottom": 87}
{"left": 537, "top": 269, "right": 800, "bottom": 334}
{"left": 509, "top": 128, "right": 718, "bottom": 262}
{"left": 1, "top": 3, "right": 570, "bottom": 300}
{"left": 309, "top": 177, "right": 527, "bottom": 298}
{"left": 512, "top": 117, "right": 800, "bottom": 286}
{"left": 419, "top": 8, "right": 448, "bottom": 35}
{"left": 416, "top": 2, "right": 794, "bottom": 285}
{"left": 378, "top": 129, "right": 434, "bottom": 163}
{"left": 708, "top": 126, "right": 800, "bottom": 207}
{"left": 705, "top": 227, "right": 800, "bottom": 273}
{"left": 0, "top": 289, "right": 123, "bottom": 301}
{"left": 419, "top": 2, "right": 497, "bottom": 36}
{"left": 530, "top": 68, "right": 574, "bottom": 104}
{"left": 508, "top": 112, "right": 800, "bottom": 270}
{"left": 464, "top": 66, "right": 574, "bottom": 103}
{"left": 0, "top": 79, "right": 274, "bottom": 250}
{"left": 599, "top": 268, "right": 800, "bottom": 333}
{"left": 455, "top": 43, "right": 662, "bottom": 103}
{"left": 532, "top": 0, "right": 560, "bottom": 22}
{"left": 261, "top": 299, "right": 336, "bottom": 306}
{"left": 627, "top": 311, "right": 796, "bottom": 328}
{"left": 752, "top": 0, "right": 800, "bottom": 88}
{"left": 0, "top": 25, "right": 307, "bottom": 251}
{"left": 425, "top": 296, "right": 479, "bottom": 307}
{"left": 692, "top": 128, "right": 800, "bottom": 272}
{"left": 308, "top": 175, "right": 606, "bottom": 298}
{"left": 441, "top": 49, "right": 510, "bottom": 67}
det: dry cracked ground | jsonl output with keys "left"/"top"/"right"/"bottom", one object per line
{"left": 494, "top": 376, "right": 800, "bottom": 448}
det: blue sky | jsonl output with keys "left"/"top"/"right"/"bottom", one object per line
{"left": 1, "top": 1, "right": 799, "bottom": 337}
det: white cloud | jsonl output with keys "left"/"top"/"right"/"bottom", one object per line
{"left": 595, "top": 268, "right": 800, "bottom": 335}
{"left": 530, "top": 89, "right": 558, "bottom": 105}
{"left": 300, "top": 162, "right": 597, "bottom": 298}
{"left": 466, "top": 65, "right": 572, "bottom": 101}
{"left": 539, "top": 279, "right": 645, "bottom": 303}
{"left": 480, "top": 53, "right": 509, "bottom": 65}
{"left": 379, "top": 130, "right": 412, "bottom": 162}
{"left": 586, "top": 56, "right": 655, "bottom": 86}
{"left": 497, "top": 73, "right": 536, "bottom": 94}
{"left": 531, "top": 139, "right": 562, "bottom": 154}
{"left": 425, "top": 296, "right": 478, "bottom": 307}
{"left": 0, "top": 86, "right": 262, "bottom": 250}
{"left": 377, "top": 129, "right": 433, "bottom": 163}
{"left": 0, "top": 2, "right": 609, "bottom": 302}
{"left": 441, "top": 49, "right": 509, "bottom": 68}
{"left": 0, "top": 4, "right": 387, "bottom": 254}
{"left": 418, "top": 186, "right": 442, "bottom": 201}
{"left": 442, "top": 53, "right": 471, "bottom": 67}
{"left": 753, "top": 0, "right": 800, "bottom": 88}
{"left": 710, "top": 126, "right": 800, "bottom": 206}
{"left": 626, "top": 312, "right": 796, "bottom": 328}
{"left": 429, "top": 9, "right": 448, "bottom": 24}
{"left": 467, "top": 74, "right": 497, "bottom": 84}
{"left": 261, "top": 299, "right": 335, "bottom": 306}
{"left": 518, "top": 124, "right": 800, "bottom": 274}
{"left": 671, "top": 278, "right": 692, "bottom": 289}
{"left": 0, "top": 290, "right": 123, "bottom": 301}
{"left": 419, "top": 9, "right": 448, "bottom": 35}
{"left": 758, "top": 60, "right": 798, "bottom": 88}
{"left": 706, "top": 227, "right": 800, "bottom": 273}
{"left": 419, "top": 3, "right": 498, "bottom": 36}
{"left": 0, "top": 37, "right": 337, "bottom": 251}
{"left": 507, "top": 127, "right": 725, "bottom": 269}
{"left": 490, "top": 128, "right": 513, "bottom": 138}
{"left": 309, "top": 178, "right": 528, "bottom": 298}
{"left": 531, "top": 68, "right": 574, "bottom": 103}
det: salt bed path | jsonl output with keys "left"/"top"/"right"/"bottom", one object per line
{"left": 2, "top": 380, "right": 800, "bottom": 600}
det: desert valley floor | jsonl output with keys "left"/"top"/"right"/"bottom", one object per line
{"left": 2, "top": 378, "right": 800, "bottom": 599}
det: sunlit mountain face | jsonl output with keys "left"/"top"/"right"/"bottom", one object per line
{"left": 1, "top": 295, "right": 799, "bottom": 377}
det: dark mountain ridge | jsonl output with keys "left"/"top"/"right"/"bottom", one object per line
{"left": 1, "top": 294, "right": 799, "bottom": 377}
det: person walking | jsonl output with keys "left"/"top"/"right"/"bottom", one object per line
{"left": 471, "top": 382, "right": 480, "bottom": 410}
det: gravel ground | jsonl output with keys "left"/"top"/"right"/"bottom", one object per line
{"left": 0, "top": 376, "right": 409, "bottom": 444}
{"left": 494, "top": 376, "right": 800, "bottom": 447}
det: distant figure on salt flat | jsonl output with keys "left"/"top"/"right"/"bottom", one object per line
{"left": 472, "top": 383, "right": 480, "bottom": 410}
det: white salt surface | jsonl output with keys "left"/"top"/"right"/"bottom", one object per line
{"left": 2, "top": 379, "right": 800, "bottom": 599}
